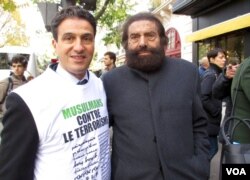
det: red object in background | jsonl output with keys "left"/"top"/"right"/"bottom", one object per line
{"left": 51, "top": 59, "right": 58, "bottom": 63}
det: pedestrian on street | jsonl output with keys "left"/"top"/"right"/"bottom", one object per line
{"left": 0, "top": 54, "right": 29, "bottom": 143}
{"left": 199, "top": 56, "right": 210, "bottom": 78}
{"left": 0, "top": 6, "right": 110, "bottom": 180}
{"left": 0, "top": 54, "right": 28, "bottom": 120}
{"left": 102, "top": 12, "right": 210, "bottom": 180}
{"left": 100, "top": 51, "right": 116, "bottom": 78}
{"left": 212, "top": 57, "right": 239, "bottom": 143}
{"left": 200, "top": 48, "right": 226, "bottom": 160}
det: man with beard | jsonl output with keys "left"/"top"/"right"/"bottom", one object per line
{"left": 102, "top": 12, "right": 210, "bottom": 180}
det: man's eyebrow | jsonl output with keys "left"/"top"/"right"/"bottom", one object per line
{"left": 81, "top": 33, "right": 94, "bottom": 37}
{"left": 62, "top": 32, "right": 73, "bottom": 37}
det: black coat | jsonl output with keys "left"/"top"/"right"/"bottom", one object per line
{"left": 201, "top": 64, "right": 223, "bottom": 136}
{"left": 103, "top": 57, "right": 210, "bottom": 180}
{"left": 212, "top": 68, "right": 233, "bottom": 119}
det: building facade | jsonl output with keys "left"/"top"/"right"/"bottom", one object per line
{"left": 173, "top": 0, "right": 250, "bottom": 65}
{"left": 152, "top": 0, "right": 193, "bottom": 62}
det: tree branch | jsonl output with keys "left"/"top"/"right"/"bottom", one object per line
{"left": 95, "top": 0, "right": 111, "bottom": 20}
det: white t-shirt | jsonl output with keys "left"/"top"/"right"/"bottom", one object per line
{"left": 14, "top": 66, "right": 110, "bottom": 180}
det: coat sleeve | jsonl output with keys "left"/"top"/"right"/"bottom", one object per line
{"left": 201, "top": 72, "right": 221, "bottom": 117}
{"left": 0, "top": 92, "right": 39, "bottom": 180}
{"left": 165, "top": 68, "right": 210, "bottom": 180}
{"left": 102, "top": 74, "right": 114, "bottom": 127}
{"left": 212, "top": 71, "right": 232, "bottom": 100}
{"left": 241, "top": 62, "right": 250, "bottom": 102}
{"left": 191, "top": 72, "right": 210, "bottom": 177}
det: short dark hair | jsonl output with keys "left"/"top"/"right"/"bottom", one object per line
{"left": 104, "top": 51, "right": 116, "bottom": 63}
{"left": 207, "top": 48, "right": 226, "bottom": 62}
{"left": 121, "top": 12, "right": 168, "bottom": 49}
{"left": 10, "top": 54, "right": 28, "bottom": 67}
{"left": 51, "top": 6, "right": 97, "bottom": 41}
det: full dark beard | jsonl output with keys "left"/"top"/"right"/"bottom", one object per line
{"left": 126, "top": 46, "right": 165, "bottom": 73}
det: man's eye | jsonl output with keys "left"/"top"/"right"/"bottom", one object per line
{"left": 63, "top": 35, "right": 74, "bottom": 42}
{"left": 129, "top": 35, "right": 140, "bottom": 42}
{"left": 65, "top": 36, "right": 73, "bottom": 41}
{"left": 146, "top": 33, "right": 157, "bottom": 40}
{"left": 82, "top": 36, "right": 94, "bottom": 44}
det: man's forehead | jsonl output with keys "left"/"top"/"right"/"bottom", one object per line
{"left": 12, "top": 62, "right": 23, "bottom": 65}
{"left": 58, "top": 18, "right": 95, "bottom": 36}
{"left": 12, "top": 63, "right": 23, "bottom": 66}
{"left": 128, "top": 20, "right": 157, "bottom": 33}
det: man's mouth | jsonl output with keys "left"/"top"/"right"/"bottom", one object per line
{"left": 138, "top": 51, "right": 151, "bottom": 56}
{"left": 71, "top": 55, "right": 86, "bottom": 61}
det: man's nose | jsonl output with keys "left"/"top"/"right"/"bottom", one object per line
{"left": 74, "top": 39, "right": 85, "bottom": 52}
{"left": 138, "top": 36, "right": 147, "bottom": 48}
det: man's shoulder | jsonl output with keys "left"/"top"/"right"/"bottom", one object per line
{"left": 165, "top": 57, "right": 197, "bottom": 73}
{"left": 13, "top": 71, "right": 46, "bottom": 95}
{"left": 233, "top": 57, "right": 250, "bottom": 80}
{"left": 202, "top": 68, "right": 216, "bottom": 78}
{"left": 166, "top": 57, "right": 194, "bottom": 65}
{"left": 105, "top": 65, "right": 126, "bottom": 75}
{"left": 0, "top": 77, "right": 12, "bottom": 91}
{"left": 241, "top": 56, "right": 250, "bottom": 71}
{"left": 101, "top": 65, "right": 127, "bottom": 83}
{"left": 0, "top": 77, "right": 9, "bottom": 83}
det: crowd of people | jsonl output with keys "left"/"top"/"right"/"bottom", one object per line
{"left": 0, "top": 5, "right": 249, "bottom": 180}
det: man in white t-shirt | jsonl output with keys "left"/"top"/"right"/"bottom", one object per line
{"left": 0, "top": 6, "right": 110, "bottom": 180}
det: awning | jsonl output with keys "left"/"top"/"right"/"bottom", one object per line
{"left": 186, "top": 13, "right": 250, "bottom": 42}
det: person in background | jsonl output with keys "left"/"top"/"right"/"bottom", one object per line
{"left": 212, "top": 57, "right": 239, "bottom": 180}
{"left": 0, "top": 54, "right": 28, "bottom": 115}
{"left": 0, "top": 6, "right": 110, "bottom": 180}
{"left": 102, "top": 12, "right": 210, "bottom": 180}
{"left": 230, "top": 56, "right": 250, "bottom": 143}
{"left": 100, "top": 51, "right": 116, "bottom": 78}
{"left": 0, "top": 54, "right": 28, "bottom": 142}
{"left": 200, "top": 48, "right": 226, "bottom": 160}
{"left": 212, "top": 57, "right": 239, "bottom": 139}
{"left": 199, "top": 56, "right": 210, "bottom": 78}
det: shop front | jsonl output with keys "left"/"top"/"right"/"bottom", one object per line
{"left": 173, "top": 0, "right": 250, "bottom": 64}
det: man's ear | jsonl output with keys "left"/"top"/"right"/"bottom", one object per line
{"left": 52, "top": 39, "right": 57, "bottom": 49}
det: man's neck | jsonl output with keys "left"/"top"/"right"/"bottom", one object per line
{"left": 106, "top": 64, "right": 115, "bottom": 71}
{"left": 12, "top": 74, "right": 25, "bottom": 81}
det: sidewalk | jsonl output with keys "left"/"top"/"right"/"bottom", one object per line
{"left": 209, "top": 143, "right": 222, "bottom": 180}
{"left": 209, "top": 104, "right": 226, "bottom": 180}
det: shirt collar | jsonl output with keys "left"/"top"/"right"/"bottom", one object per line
{"left": 56, "top": 63, "right": 89, "bottom": 85}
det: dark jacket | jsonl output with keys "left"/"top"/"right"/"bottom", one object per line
{"left": 201, "top": 63, "right": 223, "bottom": 136}
{"left": 103, "top": 57, "right": 210, "bottom": 180}
{"left": 231, "top": 57, "right": 250, "bottom": 143}
{"left": 212, "top": 68, "right": 233, "bottom": 119}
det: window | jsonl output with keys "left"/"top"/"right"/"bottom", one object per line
{"left": 165, "top": 28, "right": 181, "bottom": 58}
{"left": 198, "top": 30, "right": 244, "bottom": 64}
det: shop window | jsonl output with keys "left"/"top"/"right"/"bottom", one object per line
{"left": 165, "top": 28, "right": 181, "bottom": 58}
{"left": 198, "top": 30, "right": 244, "bottom": 64}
